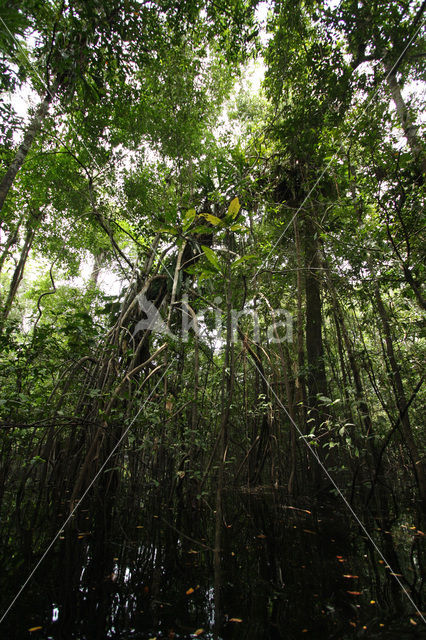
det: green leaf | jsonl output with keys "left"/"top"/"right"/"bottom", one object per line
{"left": 201, "top": 245, "right": 220, "bottom": 271}
{"left": 318, "top": 395, "right": 332, "bottom": 404}
{"left": 204, "top": 213, "right": 223, "bottom": 226}
{"left": 198, "top": 269, "right": 213, "bottom": 283}
{"left": 228, "top": 197, "right": 241, "bottom": 219}
{"left": 231, "top": 254, "right": 257, "bottom": 268}
{"left": 184, "top": 208, "right": 196, "bottom": 222}
{"left": 191, "top": 225, "right": 213, "bottom": 235}
{"left": 183, "top": 208, "right": 196, "bottom": 232}
{"left": 157, "top": 225, "right": 178, "bottom": 235}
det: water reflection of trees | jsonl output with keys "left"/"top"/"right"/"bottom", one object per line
{"left": 1, "top": 488, "right": 423, "bottom": 638}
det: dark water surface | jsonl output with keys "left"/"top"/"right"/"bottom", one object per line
{"left": 1, "top": 488, "right": 425, "bottom": 639}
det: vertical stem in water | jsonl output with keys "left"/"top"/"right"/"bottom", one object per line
{"left": 214, "top": 231, "right": 234, "bottom": 638}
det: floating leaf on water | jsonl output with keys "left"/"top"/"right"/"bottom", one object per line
{"left": 410, "top": 618, "right": 417, "bottom": 625}
{"left": 28, "top": 628, "right": 43, "bottom": 633}
{"left": 346, "top": 591, "right": 362, "bottom": 595}
{"left": 194, "top": 629, "right": 204, "bottom": 636}
{"left": 286, "top": 506, "right": 311, "bottom": 514}
{"left": 229, "top": 618, "right": 243, "bottom": 622}
{"left": 343, "top": 575, "right": 359, "bottom": 579}
{"left": 257, "top": 533, "right": 266, "bottom": 539}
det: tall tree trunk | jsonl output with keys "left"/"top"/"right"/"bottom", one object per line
{"left": 1, "top": 211, "right": 43, "bottom": 325}
{"left": 372, "top": 276, "right": 426, "bottom": 508}
{"left": 0, "top": 220, "right": 22, "bottom": 274}
{"left": 293, "top": 217, "right": 310, "bottom": 487}
{"left": 303, "top": 210, "right": 328, "bottom": 487}
{"left": 293, "top": 217, "right": 307, "bottom": 422}
{"left": 303, "top": 211, "right": 327, "bottom": 416}
{"left": 333, "top": 310, "right": 354, "bottom": 420}
{"left": 89, "top": 250, "right": 106, "bottom": 287}
{"left": 401, "top": 263, "right": 426, "bottom": 311}
{"left": 260, "top": 292, "right": 297, "bottom": 493}
{"left": 326, "top": 273, "right": 374, "bottom": 440}
{"left": 0, "top": 90, "right": 55, "bottom": 214}
{"left": 385, "top": 65, "right": 426, "bottom": 175}
{"left": 324, "top": 269, "right": 390, "bottom": 512}
{"left": 214, "top": 237, "right": 234, "bottom": 637}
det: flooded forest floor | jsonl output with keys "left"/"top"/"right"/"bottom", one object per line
{"left": 1, "top": 483, "right": 425, "bottom": 640}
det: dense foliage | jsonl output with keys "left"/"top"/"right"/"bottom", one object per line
{"left": 0, "top": 2, "right": 425, "bottom": 630}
